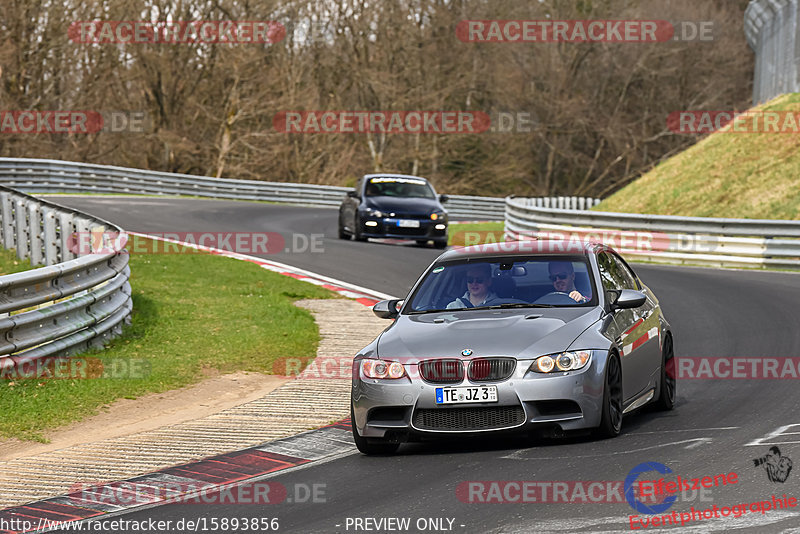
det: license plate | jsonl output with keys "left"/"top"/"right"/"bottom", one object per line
{"left": 435, "top": 386, "right": 498, "bottom": 404}
{"left": 397, "top": 219, "right": 420, "bottom": 228}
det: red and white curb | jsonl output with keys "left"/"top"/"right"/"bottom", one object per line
{"left": 0, "top": 421, "right": 355, "bottom": 533}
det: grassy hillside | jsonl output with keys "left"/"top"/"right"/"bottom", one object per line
{"left": 596, "top": 93, "right": 800, "bottom": 219}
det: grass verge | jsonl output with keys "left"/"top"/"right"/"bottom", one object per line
{"left": 0, "top": 248, "right": 34, "bottom": 275}
{"left": 0, "top": 239, "right": 334, "bottom": 442}
{"left": 596, "top": 93, "right": 800, "bottom": 219}
{"left": 449, "top": 221, "right": 504, "bottom": 246}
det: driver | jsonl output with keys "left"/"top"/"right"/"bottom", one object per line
{"left": 446, "top": 264, "right": 497, "bottom": 309}
{"left": 548, "top": 261, "right": 589, "bottom": 303}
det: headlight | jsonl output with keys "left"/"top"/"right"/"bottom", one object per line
{"left": 361, "top": 359, "right": 406, "bottom": 379}
{"left": 430, "top": 212, "right": 446, "bottom": 221}
{"left": 365, "top": 208, "right": 384, "bottom": 218}
{"left": 529, "top": 351, "right": 591, "bottom": 373}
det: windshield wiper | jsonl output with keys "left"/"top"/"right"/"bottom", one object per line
{"left": 472, "top": 303, "right": 556, "bottom": 310}
{"left": 408, "top": 303, "right": 558, "bottom": 314}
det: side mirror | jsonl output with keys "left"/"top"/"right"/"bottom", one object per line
{"left": 347, "top": 190, "right": 359, "bottom": 198}
{"left": 373, "top": 299, "right": 402, "bottom": 319}
{"left": 439, "top": 194, "right": 449, "bottom": 203}
{"left": 611, "top": 289, "right": 646, "bottom": 310}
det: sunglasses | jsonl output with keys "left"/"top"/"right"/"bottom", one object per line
{"left": 466, "top": 277, "right": 486, "bottom": 284}
{"left": 549, "top": 273, "right": 570, "bottom": 282}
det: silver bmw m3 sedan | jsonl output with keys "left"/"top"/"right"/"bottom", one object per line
{"left": 351, "top": 241, "right": 675, "bottom": 454}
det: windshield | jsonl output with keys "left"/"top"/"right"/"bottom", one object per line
{"left": 406, "top": 257, "right": 596, "bottom": 313}
{"left": 364, "top": 177, "right": 435, "bottom": 199}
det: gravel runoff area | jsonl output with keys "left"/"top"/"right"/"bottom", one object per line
{"left": 0, "top": 299, "right": 386, "bottom": 509}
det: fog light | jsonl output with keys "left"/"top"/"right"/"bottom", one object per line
{"left": 435, "top": 224, "right": 446, "bottom": 230}
{"left": 365, "top": 221, "right": 378, "bottom": 227}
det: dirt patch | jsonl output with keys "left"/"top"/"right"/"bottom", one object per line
{"left": 0, "top": 371, "right": 288, "bottom": 462}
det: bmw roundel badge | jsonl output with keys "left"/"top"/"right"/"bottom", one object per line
{"left": 461, "top": 349, "right": 473, "bottom": 357}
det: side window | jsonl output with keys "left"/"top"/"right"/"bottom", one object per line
{"left": 609, "top": 253, "right": 638, "bottom": 290}
{"left": 596, "top": 252, "right": 618, "bottom": 292}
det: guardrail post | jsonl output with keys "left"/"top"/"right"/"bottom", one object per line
{"left": 42, "top": 207, "right": 59, "bottom": 266}
{"left": 15, "top": 198, "right": 30, "bottom": 261}
{"left": 1, "top": 193, "right": 15, "bottom": 250}
{"left": 28, "top": 201, "right": 44, "bottom": 266}
{"left": 58, "top": 211, "right": 77, "bottom": 262}
{"left": 75, "top": 217, "right": 92, "bottom": 258}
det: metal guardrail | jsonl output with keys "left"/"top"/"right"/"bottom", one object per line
{"left": 0, "top": 158, "right": 599, "bottom": 221}
{"left": 505, "top": 197, "right": 800, "bottom": 269}
{"left": 0, "top": 186, "right": 131, "bottom": 368}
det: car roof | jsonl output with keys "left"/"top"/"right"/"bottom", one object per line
{"left": 436, "top": 239, "right": 602, "bottom": 261}
{"left": 363, "top": 173, "right": 430, "bottom": 183}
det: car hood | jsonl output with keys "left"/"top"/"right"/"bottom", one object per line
{"left": 376, "top": 307, "right": 602, "bottom": 361}
{"left": 364, "top": 196, "right": 442, "bottom": 214}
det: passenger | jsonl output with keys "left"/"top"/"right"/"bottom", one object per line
{"left": 548, "top": 261, "right": 589, "bottom": 303}
{"left": 446, "top": 264, "right": 498, "bottom": 309}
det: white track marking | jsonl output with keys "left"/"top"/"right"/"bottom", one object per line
{"left": 501, "top": 438, "right": 714, "bottom": 460}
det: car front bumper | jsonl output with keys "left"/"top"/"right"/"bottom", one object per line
{"left": 351, "top": 352, "right": 608, "bottom": 440}
{"left": 358, "top": 216, "right": 447, "bottom": 241}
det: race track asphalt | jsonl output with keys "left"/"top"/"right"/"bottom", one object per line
{"left": 46, "top": 196, "right": 800, "bottom": 533}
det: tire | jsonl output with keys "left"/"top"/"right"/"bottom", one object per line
{"left": 416, "top": 240, "right": 429, "bottom": 246}
{"left": 353, "top": 217, "right": 367, "bottom": 242}
{"left": 653, "top": 334, "right": 676, "bottom": 411}
{"left": 351, "top": 404, "right": 400, "bottom": 455}
{"left": 338, "top": 218, "right": 350, "bottom": 239}
{"left": 595, "top": 352, "right": 623, "bottom": 438}
{"left": 433, "top": 239, "right": 448, "bottom": 249}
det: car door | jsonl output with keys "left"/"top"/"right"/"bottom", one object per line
{"left": 613, "top": 253, "right": 663, "bottom": 393}
{"left": 597, "top": 251, "right": 649, "bottom": 402}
